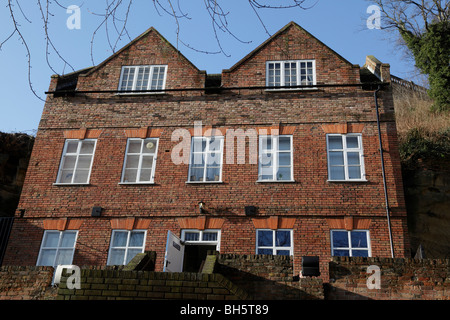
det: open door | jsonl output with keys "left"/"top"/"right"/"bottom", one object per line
{"left": 163, "top": 230, "right": 185, "bottom": 272}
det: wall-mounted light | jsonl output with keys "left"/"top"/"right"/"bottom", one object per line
{"left": 199, "top": 201, "right": 205, "bottom": 214}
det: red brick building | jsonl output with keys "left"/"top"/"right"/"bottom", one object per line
{"left": 3, "top": 22, "right": 410, "bottom": 279}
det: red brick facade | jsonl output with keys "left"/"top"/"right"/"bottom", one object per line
{"left": 3, "top": 22, "right": 410, "bottom": 280}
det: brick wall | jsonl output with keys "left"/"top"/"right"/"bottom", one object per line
{"left": 214, "top": 253, "right": 324, "bottom": 300}
{"left": 57, "top": 269, "right": 248, "bottom": 300}
{"left": 0, "top": 266, "right": 57, "bottom": 300}
{"left": 327, "top": 256, "right": 450, "bottom": 300}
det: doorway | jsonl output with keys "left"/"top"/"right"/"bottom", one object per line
{"left": 181, "top": 229, "right": 220, "bottom": 272}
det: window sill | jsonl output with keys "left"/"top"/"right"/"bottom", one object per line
{"left": 115, "top": 92, "right": 167, "bottom": 96}
{"left": 186, "top": 181, "right": 223, "bottom": 184}
{"left": 256, "top": 180, "right": 296, "bottom": 183}
{"left": 265, "top": 87, "right": 318, "bottom": 92}
{"left": 53, "top": 183, "right": 91, "bottom": 186}
{"left": 118, "top": 182, "right": 156, "bottom": 185}
{"left": 327, "top": 179, "right": 368, "bottom": 183}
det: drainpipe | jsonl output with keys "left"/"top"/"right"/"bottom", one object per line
{"left": 374, "top": 85, "right": 395, "bottom": 258}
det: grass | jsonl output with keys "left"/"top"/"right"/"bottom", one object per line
{"left": 392, "top": 87, "right": 450, "bottom": 169}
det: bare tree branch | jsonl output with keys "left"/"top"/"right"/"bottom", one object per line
{"left": 1, "top": 0, "right": 316, "bottom": 100}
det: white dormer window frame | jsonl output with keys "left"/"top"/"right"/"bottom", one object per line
{"left": 118, "top": 65, "right": 167, "bottom": 94}
{"left": 266, "top": 60, "right": 316, "bottom": 90}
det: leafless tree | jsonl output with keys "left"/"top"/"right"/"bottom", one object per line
{"left": 1, "top": 0, "right": 316, "bottom": 101}
{"left": 371, "top": 0, "right": 449, "bottom": 35}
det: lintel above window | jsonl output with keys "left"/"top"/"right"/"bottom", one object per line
{"left": 118, "top": 65, "right": 167, "bottom": 94}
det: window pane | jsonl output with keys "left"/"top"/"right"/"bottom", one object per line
{"left": 261, "top": 137, "right": 272, "bottom": 150}
{"left": 276, "top": 231, "right": 291, "bottom": 247}
{"left": 202, "top": 232, "right": 218, "bottom": 241}
{"left": 206, "top": 167, "right": 220, "bottom": 181}
{"left": 125, "top": 155, "right": 140, "bottom": 169}
{"left": 39, "top": 249, "right": 56, "bottom": 266}
{"left": 258, "top": 249, "right": 273, "bottom": 255}
{"left": 143, "top": 139, "right": 157, "bottom": 154}
{"left": 278, "top": 137, "right": 291, "bottom": 151}
{"left": 351, "top": 231, "right": 368, "bottom": 248}
{"left": 276, "top": 250, "right": 291, "bottom": 256}
{"left": 76, "top": 155, "right": 92, "bottom": 169}
{"left": 189, "top": 167, "right": 204, "bottom": 181}
{"left": 347, "top": 152, "right": 360, "bottom": 165}
{"left": 276, "top": 167, "right": 291, "bottom": 181}
{"left": 43, "top": 232, "right": 60, "bottom": 247}
{"left": 126, "top": 249, "right": 142, "bottom": 263}
{"left": 109, "top": 249, "right": 125, "bottom": 265}
{"left": 61, "top": 232, "right": 77, "bottom": 247}
{"left": 128, "top": 140, "right": 142, "bottom": 153}
{"left": 184, "top": 232, "right": 199, "bottom": 241}
{"left": 193, "top": 138, "right": 207, "bottom": 152}
{"left": 60, "top": 171, "right": 73, "bottom": 183}
{"left": 129, "top": 232, "right": 145, "bottom": 247}
{"left": 260, "top": 153, "right": 273, "bottom": 167}
{"left": 112, "top": 232, "right": 128, "bottom": 247}
{"left": 141, "top": 156, "right": 154, "bottom": 169}
{"left": 55, "top": 249, "right": 74, "bottom": 265}
{"left": 62, "top": 156, "right": 76, "bottom": 170}
{"left": 257, "top": 230, "right": 273, "bottom": 247}
{"left": 208, "top": 138, "right": 222, "bottom": 152}
{"left": 329, "top": 151, "right": 344, "bottom": 165}
{"left": 66, "top": 141, "right": 79, "bottom": 153}
{"left": 278, "top": 153, "right": 291, "bottom": 166}
{"left": 191, "top": 153, "right": 205, "bottom": 166}
{"left": 333, "top": 249, "right": 349, "bottom": 257}
{"left": 139, "top": 169, "right": 152, "bottom": 182}
{"left": 332, "top": 231, "right": 348, "bottom": 248}
{"left": 330, "top": 166, "right": 345, "bottom": 180}
{"left": 123, "top": 169, "right": 137, "bottom": 182}
{"left": 352, "top": 250, "right": 369, "bottom": 257}
{"left": 80, "top": 141, "right": 95, "bottom": 154}
{"left": 346, "top": 136, "right": 359, "bottom": 148}
{"left": 206, "top": 152, "right": 222, "bottom": 166}
{"left": 348, "top": 166, "right": 362, "bottom": 179}
{"left": 328, "top": 136, "right": 343, "bottom": 149}
{"left": 73, "top": 170, "right": 89, "bottom": 183}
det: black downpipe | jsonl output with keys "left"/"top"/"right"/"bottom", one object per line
{"left": 374, "top": 85, "right": 395, "bottom": 258}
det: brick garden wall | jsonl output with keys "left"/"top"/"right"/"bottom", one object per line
{"left": 0, "top": 266, "right": 58, "bottom": 300}
{"left": 326, "top": 256, "right": 450, "bottom": 300}
{"left": 1, "top": 256, "right": 449, "bottom": 300}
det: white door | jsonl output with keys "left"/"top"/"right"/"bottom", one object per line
{"left": 163, "top": 230, "right": 185, "bottom": 272}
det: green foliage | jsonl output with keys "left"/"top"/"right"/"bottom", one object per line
{"left": 400, "top": 21, "right": 450, "bottom": 112}
{"left": 400, "top": 127, "right": 450, "bottom": 169}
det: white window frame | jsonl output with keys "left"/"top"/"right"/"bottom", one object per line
{"left": 326, "top": 133, "right": 366, "bottom": 182}
{"left": 330, "top": 229, "right": 371, "bottom": 257}
{"left": 120, "top": 138, "right": 159, "bottom": 184}
{"left": 55, "top": 139, "right": 97, "bottom": 185}
{"left": 118, "top": 65, "right": 168, "bottom": 93}
{"left": 258, "top": 135, "right": 294, "bottom": 182}
{"left": 181, "top": 229, "right": 221, "bottom": 251}
{"left": 36, "top": 230, "right": 78, "bottom": 267}
{"left": 107, "top": 230, "right": 147, "bottom": 266}
{"left": 256, "top": 229, "right": 293, "bottom": 256}
{"left": 266, "top": 60, "right": 316, "bottom": 90}
{"left": 187, "top": 136, "right": 224, "bottom": 183}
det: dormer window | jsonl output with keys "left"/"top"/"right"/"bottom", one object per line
{"left": 118, "top": 65, "right": 167, "bottom": 93}
{"left": 266, "top": 60, "right": 316, "bottom": 89}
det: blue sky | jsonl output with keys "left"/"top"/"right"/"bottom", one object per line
{"left": 0, "top": 0, "right": 421, "bottom": 134}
